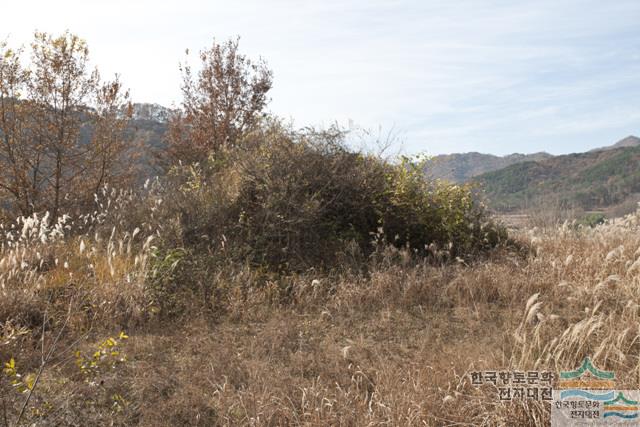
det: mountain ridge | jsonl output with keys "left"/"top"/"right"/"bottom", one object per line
{"left": 424, "top": 151, "right": 553, "bottom": 183}
{"left": 424, "top": 135, "right": 640, "bottom": 183}
{"left": 474, "top": 144, "right": 640, "bottom": 213}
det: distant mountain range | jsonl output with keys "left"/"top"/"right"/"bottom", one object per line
{"left": 424, "top": 151, "right": 553, "bottom": 183}
{"left": 123, "top": 103, "right": 170, "bottom": 178}
{"left": 424, "top": 136, "right": 640, "bottom": 183}
{"left": 590, "top": 135, "right": 640, "bottom": 152}
{"left": 467, "top": 137, "right": 640, "bottom": 214}
{"left": 476, "top": 144, "right": 640, "bottom": 211}
{"left": 128, "top": 103, "right": 170, "bottom": 149}
{"left": 130, "top": 103, "right": 175, "bottom": 123}
{"left": 424, "top": 136, "right": 640, "bottom": 214}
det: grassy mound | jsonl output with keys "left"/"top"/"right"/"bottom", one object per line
{"left": 0, "top": 122, "right": 512, "bottom": 425}
{"left": 149, "top": 121, "right": 505, "bottom": 272}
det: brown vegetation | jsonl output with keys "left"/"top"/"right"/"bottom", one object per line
{"left": 2, "top": 199, "right": 640, "bottom": 425}
{"left": 0, "top": 32, "right": 133, "bottom": 220}
{"left": 162, "top": 37, "right": 273, "bottom": 167}
{"left": 1, "top": 31, "right": 638, "bottom": 427}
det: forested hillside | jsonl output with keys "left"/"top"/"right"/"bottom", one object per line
{"left": 475, "top": 145, "right": 640, "bottom": 212}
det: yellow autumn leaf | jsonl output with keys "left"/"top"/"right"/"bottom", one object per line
{"left": 24, "top": 373, "right": 36, "bottom": 390}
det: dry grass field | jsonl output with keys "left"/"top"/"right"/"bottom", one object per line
{"left": 1, "top": 203, "right": 639, "bottom": 426}
{"left": 1, "top": 21, "right": 639, "bottom": 427}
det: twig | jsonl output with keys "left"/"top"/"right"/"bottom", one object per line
{"left": 14, "top": 300, "right": 73, "bottom": 426}
{"left": 1, "top": 398, "right": 8, "bottom": 427}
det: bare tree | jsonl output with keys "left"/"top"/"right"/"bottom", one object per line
{"left": 0, "top": 42, "right": 39, "bottom": 216}
{"left": 0, "top": 32, "right": 133, "bottom": 219}
{"left": 88, "top": 76, "right": 134, "bottom": 197}
{"left": 28, "top": 31, "right": 99, "bottom": 218}
{"left": 165, "top": 37, "right": 273, "bottom": 165}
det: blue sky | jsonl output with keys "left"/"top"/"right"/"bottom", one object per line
{"left": 3, "top": 0, "right": 640, "bottom": 155}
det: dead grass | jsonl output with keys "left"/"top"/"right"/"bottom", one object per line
{"left": 1, "top": 208, "right": 640, "bottom": 425}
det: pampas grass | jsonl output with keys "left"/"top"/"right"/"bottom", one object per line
{"left": 3, "top": 197, "right": 640, "bottom": 425}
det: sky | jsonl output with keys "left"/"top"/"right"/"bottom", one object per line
{"left": 3, "top": 0, "right": 640, "bottom": 156}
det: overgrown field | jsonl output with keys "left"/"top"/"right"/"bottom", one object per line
{"left": 1, "top": 31, "right": 639, "bottom": 427}
{"left": 1, "top": 197, "right": 640, "bottom": 426}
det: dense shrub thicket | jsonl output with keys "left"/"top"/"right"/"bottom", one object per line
{"left": 144, "top": 120, "right": 506, "bottom": 272}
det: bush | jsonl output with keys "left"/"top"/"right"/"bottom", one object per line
{"left": 151, "top": 120, "right": 506, "bottom": 271}
{"left": 378, "top": 154, "right": 504, "bottom": 258}
{"left": 576, "top": 212, "right": 606, "bottom": 228}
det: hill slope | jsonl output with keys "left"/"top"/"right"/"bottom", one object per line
{"left": 424, "top": 151, "right": 552, "bottom": 183}
{"left": 590, "top": 135, "right": 640, "bottom": 152}
{"left": 424, "top": 136, "right": 640, "bottom": 184}
{"left": 475, "top": 145, "right": 640, "bottom": 212}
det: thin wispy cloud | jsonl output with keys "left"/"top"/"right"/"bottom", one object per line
{"left": 3, "top": 0, "right": 640, "bottom": 155}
